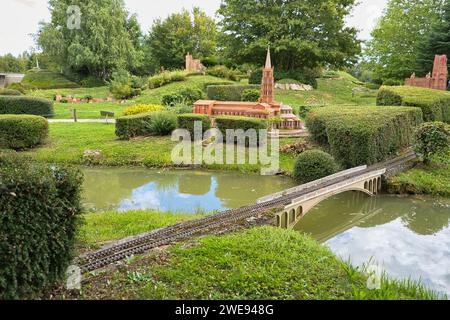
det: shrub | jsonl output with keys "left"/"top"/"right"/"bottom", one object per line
{"left": 206, "top": 65, "right": 240, "bottom": 81}
{"left": 0, "top": 88, "right": 22, "bottom": 96}
{"left": 123, "top": 104, "right": 164, "bottom": 116}
{"left": 382, "top": 79, "right": 403, "bottom": 86}
{"left": 115, "top": 113, "right": 154, "bottom": 140}
{"left": 215, "top": 116, "right": 268, "bottom": 144}
{"left": 0, "top": 115, "right": 48, "bottom": 150}
{"left": 79, "top": 75, "right": 105, "bottom": 88}
{"left": 207, "top": 85, "right": 260, "bottom": 101}
{"left": 0, "top": 96, "right": 54, "bottom": 117}
{"left": 377, "top": 86, "right": 450, "bottom": 122}
{"left": 6, "top": 82, "right": 27, "bottom": 93}
{"left": 162, "top": 88, "right": 204, "bottom": 107}
{"left": 249, "top": 68, "right": 319, "bottom": 89}
{"left": 306, "top": 106, "right": 423, "bottom": 167}
{"left": 0, "top": 154, "right": 83, "bottom": 299}
{"left": 21, "top": 69, "right": 79, "bottom": 89}
{"left": 413, "top": 122, "right": 450, "bottom": 164}
{"left": 293, "top": 150, "right": 339, "bottom": 184}
{"left": 177, "top": 114, "right": 211, "bottom": 139}
{"left": 148, "top": 70, "right": 187, "bottom": 89}
{"left": 109, "top": 70, "right": 143, "bottom": 100}
{"left": 241, "top": 89, "right": 260, "bottom": 102}
{"left": 148, "top": 111, "right": 178, "bottom": 136}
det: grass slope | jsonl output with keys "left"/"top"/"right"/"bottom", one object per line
{"left": 22, "top": 70, "right": 79, "bottom": 89}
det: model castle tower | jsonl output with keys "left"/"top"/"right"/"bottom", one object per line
{"left": 260, "top": 48, "right": 275, "bottom": 104}
{"left": 432, "top": 55, "right": 448, "bottom": 91}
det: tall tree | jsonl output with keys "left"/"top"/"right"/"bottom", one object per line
{"left": 37, "top": 0, "right": 143, "bottom": 80}
{"left": 217, "top": 0, "right": 361, "bottom": 71}
{"left": 415, "top": 0, "right": 450, "bottom": 75}
{"left": 145, "top": 8, "right": 218, "bottom": 70}
{"left": 365, "top": 0, "right": 444, "bottom": 81}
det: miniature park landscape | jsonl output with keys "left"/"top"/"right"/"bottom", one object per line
{"left": 0, "top": 0, "right": 449, "bottom": 301}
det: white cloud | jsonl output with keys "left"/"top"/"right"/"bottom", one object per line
{"left": 0, "top": 0, "right": 388, "bottom": 56}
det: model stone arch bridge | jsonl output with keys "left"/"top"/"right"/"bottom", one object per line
{"left": 258, "top": 166, "right": 387, "bottom": 230}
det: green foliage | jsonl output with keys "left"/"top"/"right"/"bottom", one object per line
{"left": 148, "top": 111, "right": 178, "bottom": 136}
{"left": 383, "top": 79, "right": 404, "bottom": 86}
{"left": 377, "top": 86, "right": 450, "bottom": 122}
{"left": 162, "top": 88, "right": 204, "bottom": 106}
{"left": 109, "top": 70, "right": 144, "bottom": 100}
{"left": 6, "top": 82, "right": 27, "bottom": 94}
{"left": 306, "top": 106, "right": 423, "bottom": 167}
{"left": 122, "top": 104, "right": 164, "bottom": 116}
{"left": 207, "top": 84, "right": 259, "bottom": 101}
{"left": 0, "top": 53, "right": 28, "bottom": 73}
{"left": 146, "top": 7, "right": 218, "bottom": 70}
{"left": 241, "top": 89, "right": 260, "bottom": 102}
{"left": 0, "top": 155, "right": 83, "bottom": 299}
{"left": 148, "top": 70, "right": 188, "bottom": 89}
{"left": 215, "top": 116, "right": 268, "bottom": 144}
{"left": 249, "top": 68, "right": 319, "bottom": 89}
{"left": 22, "top": 69, "right": 78, "bottom": 89}
{"left": 365, "top": 0, "right": 443, "bottom": 80}
{"left": 293, "top": 150, "right": 339, "bottom": 184}
{"left": 79, "top": 75, "right": 106, "bottom": 88}
{"left": 0, "top": 96, "right": 54, "bottom": 117}
{"left": 0, "top": 115, "right": 48, "bottom": 150}
{"left": 0, "top": 88, "right": 22, "bottom": 96}
{"left": 413, "top": 122, "right": 450, "bottom": 164}
{"left": 206, "top": 65, "right": 240, "bottom": 81}
{"left": 177, "top": 114, "right": 211, "bottom": 139}
{"left": 218, "top": 0, "right": 361, "bottom": 72}
{"left": 38, "top": 0, "right": 143, "bottom": 80}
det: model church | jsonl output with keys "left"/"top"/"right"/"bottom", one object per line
{"left": 192, "top": 49, "right": 302, "bottom": 130}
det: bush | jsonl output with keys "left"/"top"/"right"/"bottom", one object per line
{"left": 377, "top": 86, "right": 450, "bottom": 122}
{"left": 413, "top": 122, "right": 450, "bottom": 164}
{"left": 0, "top": 115, "right": 48, "bottom": 150}
{"left": 241, "top": 89, "right": 260, "bottom": 102}
{"left": 123, "top": 104, "right": 164, "bottom": 116}
{"left": 148, "top": 70, "right": 187, "bottom": 89}
{"left": 115, "top": 113, "right": 154, "bottom": 140}
{"left": 306, "top": 106, "right": 423, "bottom": 167}
{"left": 79, "top": 75, "right": 105, "bottom": 88}
{"left": 162, "top": 88, "right": 205, "bottom": 106}
{"left": 148, "top": 111, "right": 178, "bottom": 136}
{"left": 293, "top": 150, "right": 339, "bottom": 184}
{"left": 177, "top": 114, "right": 211, "bottom": 139}
{"left": 207, "top": 85, "right": 260, "bottom": 101}
{"left": 215, "top": 116, "right": 268, "bottom": 144}
{"left": 109, "top": 70, "right": 143, "bottom": 100}
{"left": 206, "top": 65, "right": 240, "bottom": 81}
{"left": 0, "top": 155, "right": 83, "bottom": 299}
{"left": 249, "top": 68, "right": 319, "bottom": 89}
{"left": 0, "top": 88, "right": 22, "bottom": 96}
{"left": 21, "top": 69, "right": 79, "bottom": 89}
{"left": 382, "top": 79, "right": 404, "bottom": 86}
{"left": 0, "top": 96, "right": 54, "bottom": 117}
{"left": 6, "top": 82, "right": 27, "bottom": 93}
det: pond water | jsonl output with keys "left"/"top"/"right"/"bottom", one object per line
{"left": 82, "top": 168, "right": 450, "bottom": 296}
{"left": 295, "top": 192, "right": 450, "bottom": 295}
{"left": 82, "top": 167, "right": 295, "bottom": 213}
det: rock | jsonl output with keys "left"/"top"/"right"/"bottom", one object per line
{"left": 275, "top": 83, "right": 313, "bottom": 91}
{"left": 83, "top": 150, "right": 102, "bottom": 162}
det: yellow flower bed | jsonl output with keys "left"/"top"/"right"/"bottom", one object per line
{"left": 122, "top": 104, "right": 164, "bottom": 116}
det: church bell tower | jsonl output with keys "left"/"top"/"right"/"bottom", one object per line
{"left": 260, "top": 47, "right": 275, "bottom": 104}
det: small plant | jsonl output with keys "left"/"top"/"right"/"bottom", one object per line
{"left": 149, "top": 111, "right": 178, "bottom": 136}
{"left": 109, "top": 70, "right": 143, "bottom": 100}
{"left": 206, "top": 65, "right": 240, "bottom": 81}
{"left": 123, "top": 104, "right": 164, "bottom": 116}
{"left": 162, "top": 88, "right": 204, "bottom": 107}
{"left": 293, "top": 150, "right": 339, "bottom": 184}
{"left": 413, "top": 122, "right": 450, "bottom": 165}
{"left": 241, "top": 89, "right": 260, "bottom": 102}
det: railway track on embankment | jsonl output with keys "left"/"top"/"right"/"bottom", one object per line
{"left": 77, "top": 151, "right": 417, "bottom": 273}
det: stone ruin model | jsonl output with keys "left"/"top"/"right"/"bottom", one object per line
{"left": 192, "top": 48, "right": 302, "bottom": 130}
{"left": 405, "top": 55, "right": 448, "bottom": 91}
{"left": 185, "top": 53, "right": 206, "bottom": 73}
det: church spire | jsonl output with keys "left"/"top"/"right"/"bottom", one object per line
{"left": 260, "top": 46, "right": 275, "bottom": 104}
{"left": 265, "top": 46, "right": 272, "bottom": 69}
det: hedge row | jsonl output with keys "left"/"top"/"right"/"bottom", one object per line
{"left": 215, "top": 116, "right": 268, "bottom": 144}
{"left": 0, "top": 96, "right": 54, "bottom": 117}
{"left": 115, "top": 112, "right": 177, "bottom": 139}
{"left": 177, "top": 114, "right": 211, "bottom": 139}
{"left": 206, "top": 85, "right": 260, "bottom": 101}
{"left": 0, "top": 154, "right": 83, "bottom": 299}
{"left": 0, "top": 115, "right": 48, "bottom": 150}
{"left": 306, "top": 106, "right": 423, "bottom": 167}
{"left": 377, "top": 86, "right": 450, "bottom": 123}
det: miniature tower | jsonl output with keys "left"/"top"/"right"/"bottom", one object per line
{"left": 432, "top": 55, "right": 448, "bottom": 91}
{"left": 260, "top": 47, "right": 275, "bottom": 104}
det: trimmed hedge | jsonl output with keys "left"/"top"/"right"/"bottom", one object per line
{"left": 115, "top": 113, "right": 154, "bottom": 140}
{"left": 306, "top": 106, "right": 423, "bottom": 167}
{"left": 0, "top": 115, "right": 48, "bottom": 150}
{"left": 215, "top": 116, "right": 268, "bottom": 144}
{"left": 207, "top": 85, "right": 259, "bottom": 101}
{"left": 377, "top": 86, "right": 450, "bottom": 123}
{"left": 293, "top": 150, "right": 339, "bottom": 184}
{"left": 0, "top": 96, "right": 54, "bottom": 117}
{"left": 0, "top": 154, "right": 83, "bottom": 299}
{"left": 177, "top": 114, "right": 211, "bottom": 139}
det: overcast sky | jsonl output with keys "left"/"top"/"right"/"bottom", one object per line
{"left": 1, "top": 0, "right": 388, "bottom": 56}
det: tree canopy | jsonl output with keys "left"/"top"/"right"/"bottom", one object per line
{"left": 37, "top": 0, "right": 143, "bottom": 80}
{"left": 146, "top": 8, "right": 218, "bottom": 70}
{"left": 217, "top": 0, "right": 361, "bottom": 71}
{"left": 365, "top": 0, "right": 444, "bottom": 81}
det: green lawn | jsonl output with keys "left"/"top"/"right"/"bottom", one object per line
{"left": 26, "top": 123, "right": 299, "bottom": 173}
{"left": 57, "top": 226, "right": 441, "bottom": 300}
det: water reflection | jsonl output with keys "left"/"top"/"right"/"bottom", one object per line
{"left": 82, "top": 168, "right": 295, "bottom": 213}
{"left": 295, "top": 192, "right": 450, "bottom": 295}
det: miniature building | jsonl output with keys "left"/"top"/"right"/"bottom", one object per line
{"left": 405, "top": 55, "right": 448, "bottom": 91}
{"left": 192, "top": 48, "right": 302, "bottom": 130}
{"left": 185, "top": 53, "right": 205, "bottom": 73}
{"left": 0, "top": 73, "right": 25, "bottom": 88}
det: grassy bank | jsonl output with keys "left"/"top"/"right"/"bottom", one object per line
{"left": 26, "top": 123, "right": 299, "bottom": 173}
{"left": 55, "top": 226, "right": 441, "bottom": 300}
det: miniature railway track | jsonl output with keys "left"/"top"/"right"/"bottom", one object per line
{"left": 77, "top": 151, "right": 416, "bottom": 273}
